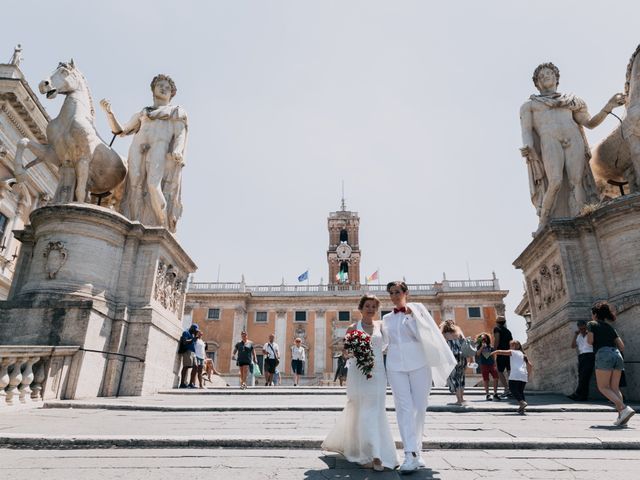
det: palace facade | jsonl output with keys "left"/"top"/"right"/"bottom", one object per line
{"left": 0, "top": 57, "right": 58, "bottom": 299}
{"left": 185, "top": 204, "right": 508, "bottom": 381}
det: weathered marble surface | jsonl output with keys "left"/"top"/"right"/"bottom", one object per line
{"left": 514, "top": 193, "right": 640, "bottom": 400}
{"left": 520, "top": 62, "right": 624, "bottom": 229}
{"left": 0, "top": 204, "right": 197, "bottom": 398}
{"left": 101, "top": 74, "right": 187, "bottom": 233}
{"left": 13, "top": 60, "right": 126, "bottom": 204}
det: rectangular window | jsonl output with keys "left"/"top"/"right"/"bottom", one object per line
{"left": 468, "top": 307, "right": 482, "bottom": 319}
{"left": 294, "top": 311, "right": 307, "bottom": 322}
{"left": 338, "top": 311, "right": 350, "bottom": 322}
{"left": 255, "top": 311, "right": 268, "bottom": 323}
{"left": 380, "top": 310, "right": 392, "bottom": 318}
{"left": 207, "top": 308, "right": 220, "bottom": 320}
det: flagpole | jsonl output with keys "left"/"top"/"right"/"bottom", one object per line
{"left": 307, "top": 267, "right": 310, "bottom": 288}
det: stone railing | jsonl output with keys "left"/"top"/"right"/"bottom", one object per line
{"left": 188, "top": 278, "right": 501, "bottom": 296}
{"left": 0, "top": 346, "right": 80, "bottom": 406}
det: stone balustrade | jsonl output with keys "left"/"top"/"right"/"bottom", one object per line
{"left": 188, "top": 279, "right": 501, "bottom": 296}
{"left": 0, "top": 346, "right": 80, "bottom": 406}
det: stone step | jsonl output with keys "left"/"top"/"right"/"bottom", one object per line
{"left": 1, "top": 433, "right": 638, "bottom": 450}
{"left": 42, "top": 400, "right": 628, "bottom": 414}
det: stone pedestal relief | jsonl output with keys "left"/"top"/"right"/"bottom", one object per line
{"left": 514, "top": 194, "right": 640, "bottom": 399}
{"left": 0, "top": 204, "right": 196, "bottom": 398}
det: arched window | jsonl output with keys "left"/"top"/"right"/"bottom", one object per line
{"left": 339, "top": 229, "right": 348, "bottom": 243}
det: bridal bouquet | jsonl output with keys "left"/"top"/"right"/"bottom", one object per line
{"left": 344, "top": 330, "right": 375, "bottom": 379}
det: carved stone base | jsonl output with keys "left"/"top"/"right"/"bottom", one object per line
{"left": 514, "top": 193, "right": 640, "bottom": 400}
{"left": 0, "top": 204, "right": 196, "bottom": 398}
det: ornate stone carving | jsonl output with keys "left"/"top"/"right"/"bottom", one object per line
{"left": 13, "top": 60, "right": 126, "bottom": 204}
{"left": 529, "top": 263, "right": 566, "bottom": 311}
{"left": 520, "top": 62, "right": 624, "bottom": 231}
{"left": 43, "top": 241, "right": 68, "bottom": 279}
{"left": 100, "top": 74, "right": 187, "bottom": 232}
{"left": 153, "top": 260, "right": 187, "bottom": 313}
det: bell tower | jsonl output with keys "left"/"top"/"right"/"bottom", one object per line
{"left": 327, "top": 194, "right": 361, "bottom": 287}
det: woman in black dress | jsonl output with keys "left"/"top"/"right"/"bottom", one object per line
{"left": 232, "top": 331, "right": 257, "bottom": 389}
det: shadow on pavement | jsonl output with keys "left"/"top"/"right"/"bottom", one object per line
{"left": 304, "top": 455, "right": 442, "bottom": 479}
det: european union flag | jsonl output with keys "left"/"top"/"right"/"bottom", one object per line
{"left": 297, "top": 270, "right": 309, "bottom": 282}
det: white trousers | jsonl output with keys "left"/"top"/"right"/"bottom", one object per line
{"left": 387, "top": 365, "right": 432, "bottom": 454}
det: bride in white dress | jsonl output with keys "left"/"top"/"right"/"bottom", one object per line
{"left": 322, "top": 295, "right": 399, "bottom": 471}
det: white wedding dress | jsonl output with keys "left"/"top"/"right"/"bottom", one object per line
{"left": 321, "top": 321, "right": 399, "bottom": 469}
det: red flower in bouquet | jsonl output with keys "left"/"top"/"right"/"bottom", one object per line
{"left": 344, "top": 330, "right": 375, "bottom": 379}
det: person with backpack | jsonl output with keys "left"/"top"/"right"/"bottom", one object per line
{"left": 178, "top": 324, "right": 199, "bottom": 388}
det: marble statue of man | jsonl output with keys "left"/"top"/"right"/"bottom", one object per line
{"left": 9, "top": 45, "right": 23, "bottom": 66}
{"left": 100, "top": 74, "right": 187, "bottom": 232}
{"left": 520, "top": 62, "right": 624, "bottom": 229}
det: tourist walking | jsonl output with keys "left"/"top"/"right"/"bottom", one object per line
{"left": 382, "top": 281, "right": 456, "bottom": 473}
{"left": 334, "top": 351, "right": 348, "bottom": 386}
{"left": 493, "top": 316, "right": 513, "bottom": 397}
{"left": 440, "top": 319, "right": 468, "bottom": 405}
{"left": 178, "top": 324, "right": 198, "bottom": 388}
{"left": 568, "top": 320, "right": 595, "bottom": 401}
{"left": 263, "top": 334, "right": 280, "bottom": 386}
{"left": 492, "top": 340, "right": 532, "bottom": 414}
{"left": 232, "top": 331, "right": 257, "bottom": 389}
{"left": 588, "top": 301, "right": 635, "bottom": 426}
{"left": 194, "top": 330, "right": 207, "bottom": 388}
{"left": 476, "top": 333, "right": 500, "bottom": 401}
{"left": 291, "top": 338, "right": 306, "bottom": 386}
{"left": 322, "top": 295, "right": 398, "bottom": 472}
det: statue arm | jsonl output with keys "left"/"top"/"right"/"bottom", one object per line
{"left": 99, "top": 99, "right": 140, "bottom": 136}
{"left": 519, "top": 102, "right": 537, "bottom": 158}
{"left": 577, "top": 93, "right": 626, "bottom": 129}
{"left": 169, "top": 115, "right": 188, "bottom": 166}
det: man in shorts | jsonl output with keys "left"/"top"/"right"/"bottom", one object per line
{"left": 263, "top": 333, "right": 280, "bottom": 386}
{"left": 179, "top": 324, "right": 198, "bottom": 388}
{"left": 493, "top": 316, "right": 513, "bottom": 397}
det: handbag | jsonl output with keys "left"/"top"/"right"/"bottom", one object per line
{"left": 252, "top": 363, "right": 262, "bottom": 377}
{"left": 461, "top": 337, "right": 477, "bottom": 357}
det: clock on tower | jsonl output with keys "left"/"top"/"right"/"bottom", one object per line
{"left": 327, "top": 200, "right": 361, "bottom": 287}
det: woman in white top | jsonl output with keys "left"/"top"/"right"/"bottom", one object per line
{"left": 492, "top": 340, "right": 533, "bottom": 414}
{"left": 322, "top": 295, "right": 398, "bottom": 471}
{"left": 194, "top": 331, "right": 207, "bottom": 389}
{"left": 291, "top": 338, "right": 306, "bottom": 386}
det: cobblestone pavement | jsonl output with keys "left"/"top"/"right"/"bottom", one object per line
{"left": 1, "top": 448, "right": 639, "bottom": 479}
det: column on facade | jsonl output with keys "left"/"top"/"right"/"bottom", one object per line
{"left": 314, "top": 309, "right": 326, "bottom": 374}
{"left": 275, "top": 310, "right": 287, "bottom": 372}
{"left": 230, "top": 306, "right": 246, "bottom": 372}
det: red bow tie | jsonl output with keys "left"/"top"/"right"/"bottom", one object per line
{"left": 393, "top": 307, "right": 407, "bottom": 314}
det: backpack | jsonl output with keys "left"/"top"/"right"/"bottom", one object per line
{"left": 178, "top": 335, "right": 189, "bottom": 354}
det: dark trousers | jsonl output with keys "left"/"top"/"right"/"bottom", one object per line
{"left": 508, "top": 380, "right": 527, "bottom": 402}
{"left": 574, "top": 352, "right": 595, "bottom": 399}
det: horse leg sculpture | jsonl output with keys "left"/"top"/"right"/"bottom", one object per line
{"left": 14, "top": 138, "right": 58, "bottom": 183}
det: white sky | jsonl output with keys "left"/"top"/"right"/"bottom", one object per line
{"left": 4, "top": 0, "right": 639, "bottom": 342}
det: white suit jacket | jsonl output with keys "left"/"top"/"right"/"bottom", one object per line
{"left": 383, "top": 302, "right": 457, "bottom": 387}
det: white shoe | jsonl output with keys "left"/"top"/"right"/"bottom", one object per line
{"left": 417, "top": 456, "right": 426, "bottom": 468}
{"left": 616, "top": 406, "right": 635, "bottom": 426}
{"left": 399, "top": 456, "right": 420, "bottom": 473}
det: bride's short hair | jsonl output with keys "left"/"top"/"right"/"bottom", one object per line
{"left": 358, "top": 294, "right": 380, "bottom": 310}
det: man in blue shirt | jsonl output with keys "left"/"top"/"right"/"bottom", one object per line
{"left": 179, "top": 324, "right": 199, "bottom": 388}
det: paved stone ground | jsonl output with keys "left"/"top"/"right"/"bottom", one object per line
{"left": 0, "top": 387, "right": 637, "bottom": 478}
{"left": 1, "top": 448, "right": 639, "bottom": 479}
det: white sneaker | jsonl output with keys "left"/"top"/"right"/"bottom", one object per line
{"left": 417, "top": 456, "right": 427, "bottom": 468}
{"left": 399, "top": 456, "right": 420, "bottom": 473}
{"left": 617, "top": 406, "right": 636, "bottom": 426}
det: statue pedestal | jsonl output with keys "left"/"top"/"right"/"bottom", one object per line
{"left": 0, "top": 204, "right": 196, "bottom": 398}
{"left": 514, "top": 193, "right": 640, "bottom": 400}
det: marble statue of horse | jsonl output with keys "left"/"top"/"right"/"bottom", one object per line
{"left": 591, "top": 44, "right": 640, "bottom": 197}
{"left": 14, "top": 60, "right": 126, "bottom": 203}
